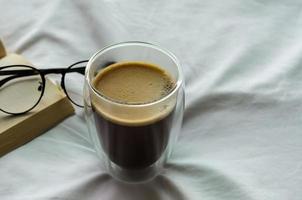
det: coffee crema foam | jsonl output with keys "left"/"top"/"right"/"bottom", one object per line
{"left": 92, "top": 61, "right": 177, "bottom": 126}
{"left": 93, "top": 61, "right": 175, "bottom": 104}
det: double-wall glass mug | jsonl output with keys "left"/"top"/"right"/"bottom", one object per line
{"left": 84, "top": 42, "right": 184, "bottom": 183}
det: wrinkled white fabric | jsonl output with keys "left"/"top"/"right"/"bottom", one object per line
{"left": 1, "top": 0, "right": 302, "bottom": 199}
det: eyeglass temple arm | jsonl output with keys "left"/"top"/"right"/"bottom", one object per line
{"left": 39, "top": 59, "right": 88, "bottom": 75}
{"left": 0, "top": 59, "right": 88, "bottom": 86}
{"left": 67, "top": 67, "right": 85, "bottom": 75}
{"left": 0, "top": 75, "right": 25, "bottom": 88}
{"left": 39, "top": 67, "right": 86, "bottom": 75}
{"left": 0, "top": 66, "right": 86, "bottom": 87}
{"left": 39, "top": 67, "right": 85, "bottom": 75}
{"left": 0, "top": 69, "right": 37, "bottom": 87}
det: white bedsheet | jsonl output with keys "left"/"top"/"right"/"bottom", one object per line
{"left": 1, "top": 0, "right": 302, "bottom": 199}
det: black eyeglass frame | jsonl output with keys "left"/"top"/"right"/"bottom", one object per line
{"left": 0, "top": 60, "right": 88, "bottom": 115}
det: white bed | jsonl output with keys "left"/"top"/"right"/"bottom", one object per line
{"left": 0, "top": 0, "right": 301, "bottom": 199}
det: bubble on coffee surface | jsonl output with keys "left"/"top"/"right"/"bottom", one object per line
{"left": 93, "top": 61, "right": 175, "bottom": 105}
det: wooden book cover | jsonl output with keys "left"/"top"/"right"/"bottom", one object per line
{"left": 0, "top": 41, "right": 75, "bottom": 156}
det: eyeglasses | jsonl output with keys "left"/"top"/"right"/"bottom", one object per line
{"left": 0, "top": 60, "right": 88, "bottom": 115}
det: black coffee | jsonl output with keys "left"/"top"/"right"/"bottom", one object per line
{"left": 92, "top": 61, "right": 176, "bottom": 169}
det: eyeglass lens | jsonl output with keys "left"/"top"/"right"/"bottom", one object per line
{"left": 63, "top": 64, "right": 85, "bottom": 107}
{"left": 0, "top": 66, "right": 43, "bottom": 114}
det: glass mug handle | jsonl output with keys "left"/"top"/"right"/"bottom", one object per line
{"left": 84, "top": 42, "right": 184, "bottom": 183}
